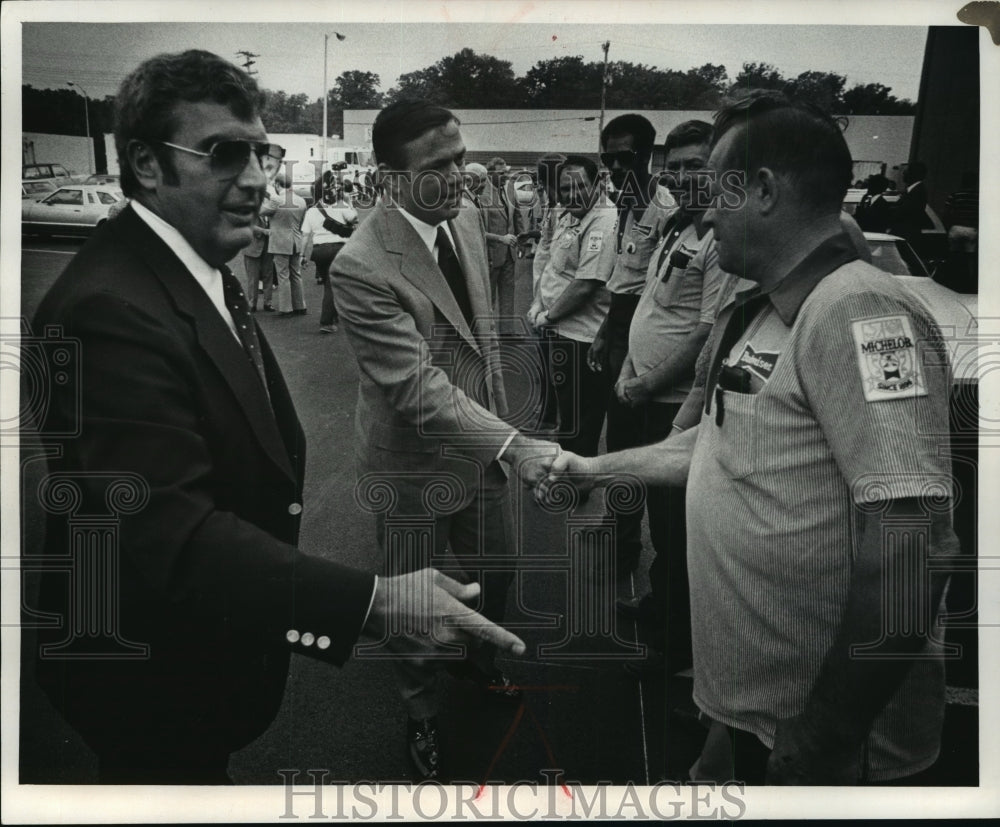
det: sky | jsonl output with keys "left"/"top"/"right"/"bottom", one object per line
{"left": 20, "top": 18, "right": 930, "bottom": 105}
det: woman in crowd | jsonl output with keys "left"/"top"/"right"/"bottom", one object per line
{"left": 300, "top": 182, "right": 358, "bottom": 333}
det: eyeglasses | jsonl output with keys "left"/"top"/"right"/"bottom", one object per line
{"left": 158, "top": 140, "right": 286, "bottom": 180}
{"left": 600, "top": 149, "right": 639, "bottom": 168}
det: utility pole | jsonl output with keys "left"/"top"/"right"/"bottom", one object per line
{"left": 67, "top": 81, "right": 92, "bottom": 173}
{"left": 235, "top": 50, "right": 259, "bottom": 76}
{"left": 598, "top": 40, "right": 610, "bottom": 156}
{"left": 322, "top": 32, "right": 347, "bottom": 165}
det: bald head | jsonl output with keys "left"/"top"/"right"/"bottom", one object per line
{"left": 464, "top": 162, "right": 488, "bottom": 195}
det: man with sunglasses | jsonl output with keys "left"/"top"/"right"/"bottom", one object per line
{"left": 31, "top": 49, "right": 526, "bottom": 785}
{"left": 589, "top": 114, "right": 675, "bottom": 580}
{"left": 540, "top": 91, "right": 957, "bottom": 785}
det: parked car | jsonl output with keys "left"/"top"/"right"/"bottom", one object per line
{"left": 22, "top": 162, "right": 83, "bottom": 187}
{"left": 83, "top": 173, "right": 120, "bottom": 186}
{"left": 21, "top": 180, "right": 59, "bottom": 200}
{"left": 21, "top": 184, "right": 125, "bottom": 237}
{"left": 865, "top": 232, "right": 977, "bottom": 384}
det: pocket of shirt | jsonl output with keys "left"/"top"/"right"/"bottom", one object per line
{"left": 711, "top": 388, "right": 760, "bottom": 480}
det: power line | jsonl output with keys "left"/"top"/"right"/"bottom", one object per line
{"left": 235, "top": 50, "right": 259, "bottom": 76}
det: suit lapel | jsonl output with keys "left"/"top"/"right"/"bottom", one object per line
{"left": 118, "top": 208, "right": 296, "bottom": 481}
{"left": 381, "top": 204, "right": 481, "bottom": 354}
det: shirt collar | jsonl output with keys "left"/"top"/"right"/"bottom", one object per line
{"left": 398, "top": 206, "right": 451, "bottom": 255}
{"left": 732, "top": 231, "right": 860, "bottom": 326}
{"left": 131, "top": 199, "right": 220, "bottom": 285}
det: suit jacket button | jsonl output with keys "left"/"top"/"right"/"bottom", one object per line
{"left": 288, "top": 502, "right": 303, "bottom": 515}
{"left": 301, "top": 632, "right": 315, "bottom": 647}
{"left": 286, "top": 630, "right": 300, "bottom": 644}
{"left": 317, "top": 636, "right": 331, "bottom": 650}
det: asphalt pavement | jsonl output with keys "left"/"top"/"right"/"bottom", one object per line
{"left": 16, "top": 234, "right": 978, "bottom": 787}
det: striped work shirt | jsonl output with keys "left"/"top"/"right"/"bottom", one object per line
{"left": 687, "top": 233, "right": 955, "bottom": 781}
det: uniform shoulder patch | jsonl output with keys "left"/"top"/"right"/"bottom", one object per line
{"left": 850, "top": 314, "right": 927, "bottom": 402}
{"left": 586, "top": 231, "right": 604, "bottom": 252}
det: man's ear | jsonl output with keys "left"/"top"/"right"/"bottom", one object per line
{"left": 126, "top": 140, "right": 160, "bottom": 193}
{"left": 755, "top": 166, "right": 781, "bottom": 216}
{"left": 377, "top": 161, "right": 401, "bottom": 205}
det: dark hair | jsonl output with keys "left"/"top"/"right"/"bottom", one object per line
{"left": 536, "top": 153, "right": 566, "bottom": 190}
{"left": 559, "top": 154, "right": 599, "bottom": 184}
{"left": 907, "top": 161, "right": 928, "bottom": 180}
{"left": 664, "top": 120, "right": 713, "bottom": 153}
{"left": 372, "top": 98, "right": 458, "bottom": 170}
{"left": 114, "top": 49, "right": 262, "bottom": 197}
{"left": 601, "top": 113, "right": 656, "bottom": 155}
{"left": 711, "top": 89, "right": 853, "bottom": 213}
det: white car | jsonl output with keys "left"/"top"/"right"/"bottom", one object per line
{"left": 865, "top": 232, "right": 977, "bottom": 384}
{"left": 22, "top": 184, "right": 124, "bottom": 237}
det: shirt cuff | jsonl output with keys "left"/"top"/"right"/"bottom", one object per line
{"left": 358, "top": 574, "right": 379, "bottom": 639}
{"left": 495, "top": 430, "right": 518, "bottom": 463}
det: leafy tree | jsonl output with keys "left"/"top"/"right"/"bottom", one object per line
{"left": 788, "top": 70, "right": 847, "bottom": 113}
{"left": 325, "top": 70, "right": 384, "bottom": 137}
{"left": 841, "top": 82, "right": 916, "bottom": 114}
{"left": 522, "top": 56, "right": 604, "bottom": 108}
{"left": 387, "top": 48, "right": 522, "bottom": 108}
{"left": 260, "top": 89, "right": 318, "bottom": 134}
{"left": 731, "top": 62, "right": 788, "bottom": 93}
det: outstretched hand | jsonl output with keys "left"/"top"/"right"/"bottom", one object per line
{"left": 362, "top": 568, "right": 527, "bottom": 659}
{"left": 535, "top": 450, "right": 596, "bottom": 506}
{"left": 504, "top": 436, "right": 561, "bottom": 488}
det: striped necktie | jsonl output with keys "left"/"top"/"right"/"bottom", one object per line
{"left": 220, "top": 265, "right": 269, "bottom": 392}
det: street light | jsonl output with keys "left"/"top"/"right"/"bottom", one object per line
{"left": 322, "top": 31, "right": 347, "bottom": 166}
{"left": 67, "top": 81, "right": 92, "bottom": 174}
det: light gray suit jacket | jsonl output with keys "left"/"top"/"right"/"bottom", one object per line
{"left": 265, "top": 189, "right": 307, "bottom": 256}
{"left": 333, "top": 200, "right": 512, "bottom": 490}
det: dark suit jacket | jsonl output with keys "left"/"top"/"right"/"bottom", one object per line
{"left": 32, "top": 206, "right": 374, "bottom": 758}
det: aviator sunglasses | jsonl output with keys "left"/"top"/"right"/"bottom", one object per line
{"left": 158, "top": 140, "right": 286, "bottom": 180}
{"left": 599, "top": 149, "right": 639, "bottom": 168}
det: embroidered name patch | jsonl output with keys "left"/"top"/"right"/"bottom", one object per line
{"left": 851, "top": 315, "right": 926, "bottom": 402}
{"left": 587, "top": 231, "right": 604, "bottom": 252}
{"left": 735, "top": 343, "right": 780, "bottom": 382}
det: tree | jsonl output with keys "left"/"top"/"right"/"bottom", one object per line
{"left": 325, "top": 70, "right": 384, "bottom": 137}
{"left": 522, "top": 56, "right": 604, "bottom": 108}
{"left": 387, "top": 49, "right": 522, "bottom": 108}
{"left": 260, "top": 89, "right": 319, "bottom": 134}
{"left": 731, "top": 62, "right": 788, "bottom": 94}
{"left": 841, "top": 82, "right": 916, "bottom": 115}
{"left": 787, "top": 70, "right": 847, "bottom": 113}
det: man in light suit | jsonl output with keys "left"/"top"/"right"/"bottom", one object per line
{"left": 333, "top": 99, "right": 558, "bottom": 780}
{"left": 30, "top": 50, "right": 525, "bottom": 785}
{"left": 265, "top": 174, "right": 308, "bottom": 316}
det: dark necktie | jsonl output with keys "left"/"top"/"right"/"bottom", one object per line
{"left": 435, "top": 226, "right": 473, "bottom": 325}
{"left": 220, "top": 265, "right": 269, "bottom": 392}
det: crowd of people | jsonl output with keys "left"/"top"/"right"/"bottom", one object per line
{"left": 30, "top": 48, "right": 961, "bottom": 788}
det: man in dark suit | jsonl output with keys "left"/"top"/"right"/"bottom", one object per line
{"left": 333, "top": 99, "right": 558, "bottom": 780}
{"left": 31, "top": 50, "right": 524, "bottom": 785}
{"left": 889, "top": 161, "right": 931, "bottom": 247}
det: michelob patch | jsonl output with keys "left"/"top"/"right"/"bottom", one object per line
{"left": 735, "top": 342, "right": 780, "bottom": 382}
{"left": 587, "top": 231, "right": 604, "bottom": 252}
{"left": 851, "top": 315, "right": 926, "bottom": 401}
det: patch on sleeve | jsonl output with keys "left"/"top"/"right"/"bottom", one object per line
{"left": 586, "top": 231, "right": 604, "bottom": 252}
{"left": 851, "top": 315, "right": 927, "bottom": 402}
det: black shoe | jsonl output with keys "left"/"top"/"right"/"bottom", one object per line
{"left": 407, "top": 717, "right": 441, "bottom": 780}
{"left": 262, "top": 304, "right": 275, "bottom": 312}
{"left": 293, "top": 308, "right": 308, "bottom": 316}
{"left": 447, "top": 661, "right": 522, "bottom": 703}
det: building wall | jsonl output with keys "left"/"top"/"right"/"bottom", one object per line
{"left": 344, "top": 109, "right": 914, "bottom": 175}
{"left": 22, "top": 132, "right": 94, "bottom": 176}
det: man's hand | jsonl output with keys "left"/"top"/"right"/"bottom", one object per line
{"left": 766, "top": 713, "right": 862, "bottom": 785}
{"left": 362, "top": 568, "right": 527, "bottom": 658}
{"left": 502, "top": 435, "right": 560, "bottom": 488}
{"left": 535, "top": 450, "right": 597, "bottom": 506}
{"left": 614, "top": 377, "right": 650, "bottom": 408}
{"left": 502, "top": 233, "right": 518, "bottom": 248}
{"left": 587, "top": 327, "right": 608, "bottom": 373}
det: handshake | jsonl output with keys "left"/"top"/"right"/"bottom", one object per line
{"left": 500, "top": 433, "right": 599, "bottom": 505}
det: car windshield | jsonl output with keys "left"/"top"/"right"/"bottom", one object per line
{"left": 868, "top": 239, "right": 929, "bottom": 277}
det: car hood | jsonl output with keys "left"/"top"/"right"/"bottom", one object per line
{"left": 895, "top": 275, "right": 978, "bottom": 383}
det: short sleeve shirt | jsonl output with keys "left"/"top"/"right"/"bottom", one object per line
{"left": 606, "top": 190, "right": 676, "bottom": 295}
{"left": 628, "top": 225, "right": 723, "bottom": 403}
{"left": 686, "top": 249, "right": 954, "bottom": 781}
{"left": 538, "top": 199, "right": 616, "bottom": 343}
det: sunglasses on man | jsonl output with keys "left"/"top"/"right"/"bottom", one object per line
{"left": 599, "top": 149, "right": 639, "bottom": 168}
{"left": 158, "top": 140, "right": 286, "bottom": 180}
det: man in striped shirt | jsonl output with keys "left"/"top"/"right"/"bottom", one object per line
{"left": 540, "top": 90, "right": 959, "bottom": 785}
